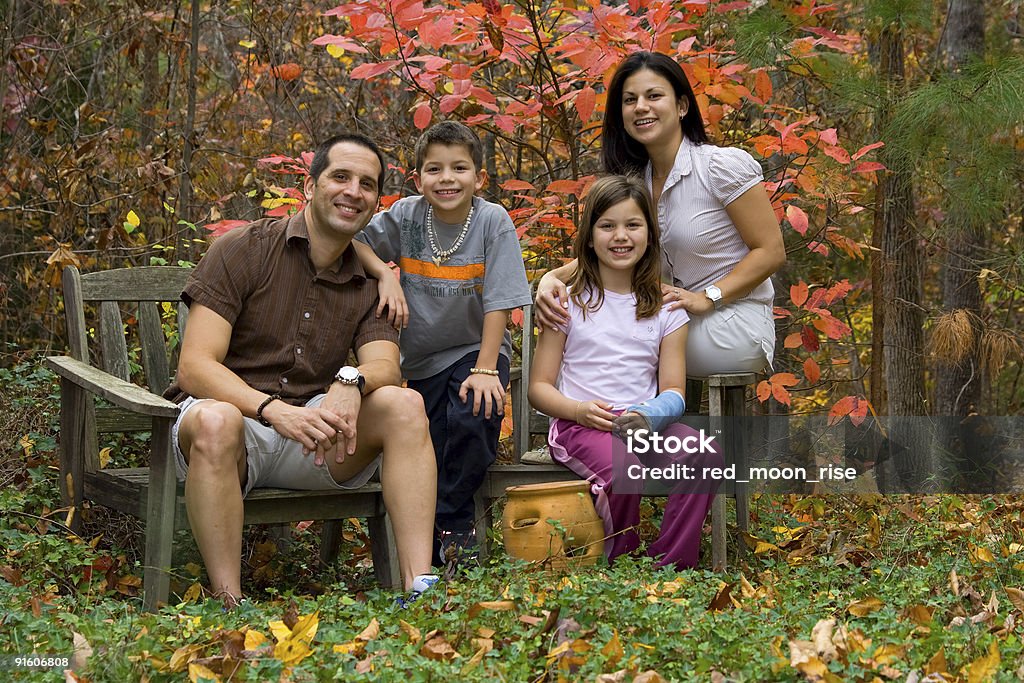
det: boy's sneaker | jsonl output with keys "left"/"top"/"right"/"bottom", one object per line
{"left": 397, "top": 574, "right": 439, "bottom": 608}
{"left": 438, "top": 529, "right": 479, "bottom": 578}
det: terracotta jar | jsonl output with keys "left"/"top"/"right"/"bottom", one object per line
{"left": 501, "top": 480, "right": 605, "bottom": 570}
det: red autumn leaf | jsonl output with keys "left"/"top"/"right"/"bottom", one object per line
{"left": 801, "top": 325, "right": 820, "bottom": 352}
{"left": 756, "top": 380, "right": 772, "bottom": 403}
{"left": 852, "top": 141, "right": 884, "bottom": 161}
{"left": 784, "top": 332, "right": 803, "bottom": 349}
{"left": 204, "top": 219, "right": 249, "bottom": 237}
{"left": 770, "top": 372, "right": 799, "bottom": 387}
{"left": 819, "top": 128, "right": 838, "bottom": 145}
{"left": 771, "top": 383, "right": 792, "bottom": 406}
{"left": 852, "top": 161, "right": 885, "bottom": 174}
{"left": 545, "top": 179, "right": 582, "bottom": 195}
{"left": 349, "top": 61, "right": 399, "bottom": 80}
{"left": 500, "top": 179, "right": 535, "bottom": 192}
{"left": 439, "top": 93, "right": 466, "bottom": 114}
{"left": 823, "top": 279, "right": 853, "bottom": 304}
{"left": 271, "top": 63, "right": 302, "bottom": 81}
{"left": 575, "top": 86, "right": 596, "bottom": 123}
{"left": 803, "top": 357, "right": 821, "bottom": 385}
{"left": 786, "top": 205, "right": 809, "bottom": 235}
{"left": 823, "top": 145, "right": 851, "bottom": 164}
{"left": 828, "top": 395, "right": 859, "bottom": 426}
{"left": 754, "top": 69, "right": 772, "bottom": 102}
{"left": 413, "top": 103, "right": 432, "bottom": 130}
{"left": 510, "top": 308, "right": 524, "bottom": 327}
{"left": 790, "top": 281, "right": 809, "bottom": 308}
{"left": 812, "top": 314, "right": 852, "bottom": 340}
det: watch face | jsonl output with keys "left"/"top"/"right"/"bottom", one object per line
{"left": 337, "top": 366, "right": 360, "bottom": 382}
{"left": 706, "top": 286, "right": 722, "bottom": 300}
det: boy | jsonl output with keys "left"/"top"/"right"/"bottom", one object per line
{"left": 353, "top": 121, "right": 531, "bottom": 568}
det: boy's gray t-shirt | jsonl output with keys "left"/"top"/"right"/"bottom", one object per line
{"left": 355, "top": 195, "right": 532, "bottom": 379}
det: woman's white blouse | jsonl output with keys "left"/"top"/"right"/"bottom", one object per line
{"left": 646, "top": 138, "right": 775, "bottom": 305}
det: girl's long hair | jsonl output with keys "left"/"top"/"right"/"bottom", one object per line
{"left": 601, "top": 51, "right": 708, "bottom": 176}
{"left": 567, "top": 175, "right": 663, "bottom": 320}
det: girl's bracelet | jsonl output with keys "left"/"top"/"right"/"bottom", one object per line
{"left": 470, "top": 367, "right": 499, "bottom": 376}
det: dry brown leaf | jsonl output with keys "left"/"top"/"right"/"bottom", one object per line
{"left": 398, "top": 619, "right": 421, "bottom": 643}
{"left": 811, "top": 619, "right": 837, "bottom": 662}
{"left": 708, "top": 582, "right": 736, "bottom": 611}
{"left": 847, "top": 596, "right": 884, "bottom": 617}
{"left": 420, "top": 633, "right": 459, "bottom": 661}
{"left": 182, "top": 582, "right": 203, "bottom": 604}
{"left": 168, "top": 643, "right": 205, "bottom": 673}
{"left": 477, "top": 626, "right": 496, "bottom": 639}
{"left": 949, "top": 568, "right": 960, "bottom": 597}
{"left": 924, "top": 646, "right": 948, "bottom": 676}
{"left": 964, "top": 640, "right": 999, "bottom": 683}
{"left": 188, "top": 662, "right": 221, "bottom": 683}
{"left": 594, "top": 671, "right": 629, "bottom": 683}
{"left": 1005, "top": 587, "right": 1024, "bottom": 613}
{"left": 633, "top": 671, "right": 668, "bottom": 683}
{"left": 467, "top": 600, "right": 516, "bottom": 619}
{"left": 71, "top": 631, "right": 93, "bottom": 672}
{"left": 356, "top": 617, "right": 380, "bottom": 641}
{"left": 601, "top": 629, "right": 624, "bottom": 666}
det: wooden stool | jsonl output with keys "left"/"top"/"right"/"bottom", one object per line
{"left": 689, "top": 373, "right": 756, "bottom": 572}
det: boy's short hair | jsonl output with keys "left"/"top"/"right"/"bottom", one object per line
{"left": 414, "top": 121, "right": 483, "bottom": 172}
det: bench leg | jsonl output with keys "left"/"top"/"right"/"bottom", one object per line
{"left": 143, "top": 419, "right": 176, "bottom": 611}
{"left": 474, "top": 491, "right": 494, "bottom": 562}
{"left": 368, "top": 512, "right": 400, "bottom": 589}
{"left": 319, "top": 520, "right": 343, "bottom": 566}
{"left": 711, "top": 493, "right": 727, "bottom": 572}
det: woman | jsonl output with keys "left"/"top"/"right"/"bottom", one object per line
{"left": 535, "top": 51, "right": 785, "bottom": 378}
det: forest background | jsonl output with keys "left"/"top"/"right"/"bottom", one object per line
{"left": 2, "top": 0, "right": 1024, "bottom": 680}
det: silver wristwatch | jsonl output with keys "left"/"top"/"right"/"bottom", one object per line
{"left": 334, "top": 365, "right": 365, "bottom": 393}
{"left": 704, "top": 285, "right": 723, "bottom": 310}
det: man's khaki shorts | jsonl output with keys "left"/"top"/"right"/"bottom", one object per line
{"left": 171, "top": 394, "right": 381, "bottom": 497}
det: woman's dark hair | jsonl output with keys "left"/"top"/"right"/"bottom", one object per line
{"left": 567, "top": 175, "right": 663, "bottom": 320}
{"left": 601, "top": 51, "right": 708, "bottom": 176}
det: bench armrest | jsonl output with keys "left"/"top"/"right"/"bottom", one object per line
{"left": 44, "top": 355, "right": 180, "bottom": 418}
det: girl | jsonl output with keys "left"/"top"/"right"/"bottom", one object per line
{"left": 528, "top": 175, "right": 720, "bottom": 569}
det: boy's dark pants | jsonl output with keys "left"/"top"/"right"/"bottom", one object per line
{"left": 408, "top": 351, "right": 510, "bottom": 536}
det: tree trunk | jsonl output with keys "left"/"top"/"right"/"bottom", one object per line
{"left": 935, "top": 0, "right": 987, "bottom": 491}
{"left": 878, "top": 21, "right": 930, "bottom": 491}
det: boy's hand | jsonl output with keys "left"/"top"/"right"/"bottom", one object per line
{"left": 376, "top": 271, "right": 409, "bottom": 328}
{"left": 459, "top": 373, "right": 505, "bottom": 419}
{"left": 534, "top": 272, "right": 570, "bottom": 331}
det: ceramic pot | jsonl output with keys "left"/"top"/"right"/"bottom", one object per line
{"left": 501, "top": 480, "right": 605, "bottom": 569}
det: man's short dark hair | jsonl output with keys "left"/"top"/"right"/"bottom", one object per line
{"left": 309, "top": 133, "right": 386, "bottom": 191}
{"left": 413, "top": 121, "right": 483, "bottom": 172}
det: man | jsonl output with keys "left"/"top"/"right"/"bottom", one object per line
{"left": 166, "top": 133, "right": 437, "bottom": 607}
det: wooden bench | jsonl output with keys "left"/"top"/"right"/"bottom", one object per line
{"left": 44, "top": 265, "right": 400, "bottom": 611}
{"left": 476, "top": 303, "right": 754, "bottom": 571}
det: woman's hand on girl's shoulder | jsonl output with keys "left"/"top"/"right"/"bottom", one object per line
{"left": 576, "top": 400, "right": 616, "bottom": 432}
{"left": 661, "top": 283, "right": 713, "bottom": 315}
{"left": 535, "top": 272, "right": 571, "bottom": 331}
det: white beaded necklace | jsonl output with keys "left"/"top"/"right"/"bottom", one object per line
{"left": 426, "top": 203, "right": 474, "bottom": 266}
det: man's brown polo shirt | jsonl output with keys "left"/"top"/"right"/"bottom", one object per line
{"left": 165, "top": 211, "right": 398, "bottom": 405}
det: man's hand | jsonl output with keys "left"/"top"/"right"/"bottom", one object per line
{"left": 459, "top": 373, "right": 505, "bottom": 419}
{"left": 375, "top": 271, "right": 409, "bottom": 329}
{"left": 317, "top": 383, "right": 362, "bottom": 466}
{"left": 260, "top": 398, "right": 350, "bottom": 465}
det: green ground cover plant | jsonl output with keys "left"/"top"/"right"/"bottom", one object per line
{"left": 2, "top": 360, "right": 1023, "bottom": 682}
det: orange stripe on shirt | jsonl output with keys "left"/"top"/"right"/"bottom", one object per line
{"left": 399, "top": 257, "right": 485, "bottom": 281}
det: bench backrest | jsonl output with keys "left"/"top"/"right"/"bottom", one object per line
{"left": 63, "top": 265, "right": 191, "bottom": 397}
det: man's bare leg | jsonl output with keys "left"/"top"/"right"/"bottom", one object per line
{"left": 178, "top": 401, "right": 249, "bottom": 602}
{"left": 331, "top": 386, "right": 436, "bottom": 590}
